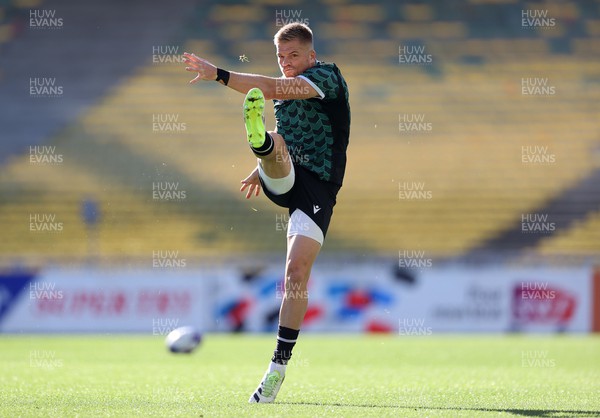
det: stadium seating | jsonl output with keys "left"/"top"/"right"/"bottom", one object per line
{"left": 0, "top": 0, "right": 599, "bottom": 266}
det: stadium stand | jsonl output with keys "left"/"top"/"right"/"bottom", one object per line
{"left": 0, "top": 0, "right": 598, "bottom": 266}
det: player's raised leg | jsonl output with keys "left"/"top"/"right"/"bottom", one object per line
{"left": 249, "top": 233, "right": 321, "bottom": 403}
{"left": 243, "top": 87, "right": 291, "bottom": 180}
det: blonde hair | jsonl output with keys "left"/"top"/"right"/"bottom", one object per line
{"left": 274, "top": 22, "right": 313, "bottom": 47}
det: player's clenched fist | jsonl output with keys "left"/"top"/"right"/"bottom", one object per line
{"left": 183, "top": 52, "right": 217, "bottom": 84}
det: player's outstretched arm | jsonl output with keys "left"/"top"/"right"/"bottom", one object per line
{"left": 183, "top": 52, "right": 318, "bottom": 100}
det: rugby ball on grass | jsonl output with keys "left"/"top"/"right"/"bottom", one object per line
{"left": 165, "top": 326, "right": 202, "bottom": 353}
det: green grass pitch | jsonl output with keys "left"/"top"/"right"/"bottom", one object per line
{"left": 0, "top": 334, "right": 598, "bottom": 417}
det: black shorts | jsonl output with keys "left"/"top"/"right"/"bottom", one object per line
{"left": 259, "top": 164, "right": 340, "bottom": 237}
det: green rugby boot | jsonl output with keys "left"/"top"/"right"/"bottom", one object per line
{"left": 243, "top": 87, "right": 266, "bottom": 149}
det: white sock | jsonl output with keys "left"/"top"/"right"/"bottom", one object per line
{"left": 268, "top": 361, "right": 286, "bottom": 376}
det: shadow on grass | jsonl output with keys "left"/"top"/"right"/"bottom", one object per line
{"left": 278, "top": 402, "right": 600, "bottom": 417}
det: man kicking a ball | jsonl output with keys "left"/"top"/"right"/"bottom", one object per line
{"left": 183, "top": 22, "right": 350, "bottom": 403}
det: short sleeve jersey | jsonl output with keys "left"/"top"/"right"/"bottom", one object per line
{"left": 273, "top": 62, "right": 350, "bottom": 186}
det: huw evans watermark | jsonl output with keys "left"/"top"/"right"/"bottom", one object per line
{"left": 275, "top": 9, "right": 309, "bottom": 26}
{"left": 399, "top": 182, "right": 432, "bottom": 200}
{"left": 519, "top": 282, "right": 556, "bottom": 300}
{"left": 29, "top": 282, "right": 63, "bottom": 300}
{"left": 152, "top": 182, "right": 187, "bottom": 201}
{"left": 399, "top": 113, "right": 432, "bottom": 133}
{"left": 29, "top": 213, "right": 63, "bottom": 232}
{"left": 275, "top": 213, "right": 310, "bottom": 233}
{"left": 152, "top": 317, "right": 180, "bottom": 335}
{"left": 521, "top": 350, "right": 556, "bottom": 367}
{"left": 29, "top": 145, "right": 63, "bottom": 164}
{"left": 521, "top": 77, "right": 555, "bottom": 96}
{"left": 399, "top": 250, "right": 433, "bottom": 269}
{"left": 276, "top": 145, "right": 309, "bottom": 165}
{"left": 152, "top": 250, "right": 186, "bottom": 268}
{"left": 521, "top": 9, "right": 555, "bottom": 29}
{"left": 399, "top": 318, "right": 432, "bottom": 336}
{"left": 276, "top": 281, "right": 309, "bottom": 300}
{"left": 30, "top": 77, "right": 63, "bottom": 98}
{"left": 521, "top": 213, "right": 555, "bottom": 234}
{"left": 152, "top": 45, "right": 183, "bottom": 63}
{"left": 521, "top": 145, "right": 556, "bottom": 164}
{"left": 398, "top": 45, "right": 432, "bottom": 65}
{"left": 30, "top": 350, "right": 63, "bottom": 369}
{"left": 275, "top": 78, "right": 311, "bottom": 96}
{"left": 29, "top": 9, "right": 63, "bottom": 29}
{"left": 152, "top": 113, "right": 187, "bottom": 133}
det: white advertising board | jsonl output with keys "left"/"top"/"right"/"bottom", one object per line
{"left": 0, "top": 268, "right": 215, "bottom": 333}
{"left": 0, "top": 265, "right": 592, "bottom": 333}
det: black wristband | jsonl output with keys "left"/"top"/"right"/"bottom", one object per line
{"left": 216, "top": 68, "right": 230, "bottom": 86}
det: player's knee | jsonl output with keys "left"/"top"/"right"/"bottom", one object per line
{"left": 268, "top": 131, "right": 285, "bottom": 148}
{"left": 284, "top": 271, "right": 309, "bottom": 302}
{"left": 285, "top": 259, "right": 311, "bottom": 290}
